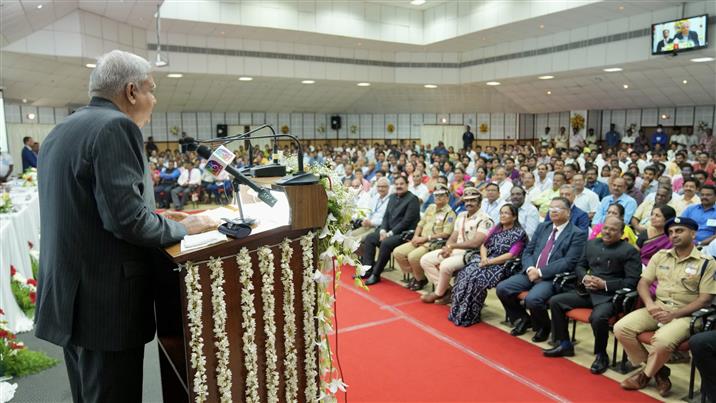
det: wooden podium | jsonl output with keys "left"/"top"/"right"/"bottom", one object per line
{"left": 154, "top": 179, "right": 328, "bottom": 402}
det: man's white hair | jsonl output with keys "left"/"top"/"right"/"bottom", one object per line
{"left": 88, "top": 50, "right": 152, "bottom": 99}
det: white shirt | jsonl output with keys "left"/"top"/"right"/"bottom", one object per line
{"left": 517, "top": 202, "right": 540, "bottom": 240}
{"left": 524, "top": 185, "right": 541, "bottom": 206}
{"left": 480, "top": 198, "right": 505, "bottom": 223}
{"left": 177, "top": 168, "right": 201, "bottom": 186}
{"left": 409, "top": 183, "right": 430, "bottom": 203}
{"left": 534, "top": 174, "right": 553, "bottom": 192}
{"left": 0, "top": 152, "right": 13, "bottom": 177}
{"left": 366, "top": 193, "right": 389, "bottom": 228}
{"left": 497, "top": 180, "right": 513, "bottom": 202}
{"left": 574, "top": 188, "right": 600, "bottom": 215}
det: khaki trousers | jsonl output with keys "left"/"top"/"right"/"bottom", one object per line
{"left": 393, "top": 242, "right": 430, "bottom": 278}
{"left": 613, "top": 306, "right": 691, "bottom": 377}
{"left": 420, "top": 249, "right": 467, "bottom": 296}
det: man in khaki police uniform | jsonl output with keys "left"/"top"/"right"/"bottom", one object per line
{"left": 614, "top": 217, "right": 716, "bottom": 397}
{"left": 394, "top": 183, "right": 455, "bottom": 291}
{"left": 420, "top": 187, "right": 494, "bottom": 304}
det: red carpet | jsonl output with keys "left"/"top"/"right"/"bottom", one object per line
{"left": 330, "top": 269, "right": 658, "bottom": 402}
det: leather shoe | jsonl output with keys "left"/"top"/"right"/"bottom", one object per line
{"left": 434, "top": 288, "right": 452, "bottom": 305}
{"left": 531, "top": 328, "right": 550, "bottom": 343}
{"left": 364, "top": 274, "right": 381, "bottom": 286}
{"left": 621, "top": 370, "right": 650, "bottom": 390}
{"left": 510, "top": 318, "right": 530, "bottom": 336}
{"left": 421, "top": 292, "right": 443, "bottom": 303}
{"left": 353, "top": 269, "right": 372, "bottom": 280}
{"left": 543, "top": 344, "right": 575, "bottom": 358}
{"left": 590, "top": 354, "right": 609, "bottom": 374}
{"left": 654, "top": 366, "right": 671, "bottom": 397}
{"left": 409, "top": 278, "right": 428, "bottom": 291}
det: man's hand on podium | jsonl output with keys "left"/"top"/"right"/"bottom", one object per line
{"left": 162, "top": 210, "right": 189, "bottom": 222}
{"left": 180, "top": 215, "right": 221, "bottom": 235}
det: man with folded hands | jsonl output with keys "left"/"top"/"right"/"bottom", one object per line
{"left": 543, "top": 216, "right": 641, "bottom": 374}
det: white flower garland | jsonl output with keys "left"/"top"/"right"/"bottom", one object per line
{"left": 237, "top": 248, "right": 260, "bottom": 403}
{"left": 184, "top": 262, "right": 208, "bottom": 402}
{"left": 301, "top": 232, "right": 319, "bottom": 402}
{"left": 208, "top": 258, "right": 233, "bottom": 403}
{"left": 258, "top": 247, "right": 280, "bottom": 403}
{"left": 280, "top": 240, "right": 299, "bottom": 402}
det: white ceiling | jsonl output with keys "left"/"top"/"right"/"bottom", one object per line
{"left": 1, "top": 51, "right": 714, "bottom": 113}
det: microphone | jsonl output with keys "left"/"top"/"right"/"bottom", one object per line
{"left": 195, "top": 144, "right": 278, "bottom": 207}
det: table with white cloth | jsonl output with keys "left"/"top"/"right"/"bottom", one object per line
{"left": 0, "top": 183, "right": 40, "bottom": 333}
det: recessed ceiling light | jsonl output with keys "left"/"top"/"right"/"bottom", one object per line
{"left": 661, "top": 114, "right": 670, "bottom": 119}
{"left": 85, "top": 63, "right": 96, "bottom": 68}
{"left": 301, "top": 80, "right": 315, "bottom": 84}
{"left": 167, "top": 73, "right": 183, "bottom": 78}
{"left": 238, "top": 76, "right": 253, "bottom": 81}
{"left": 603, "top": 67, "right": 623, "bottom": 72}
{"left": 220, "top": 31, "right": 225, "bottom": 35}
{"left": 440, "top": 117, "right": 448, "bottom": 123}
{"left": 486, "top": 81, "right": 501, "bottom": 86}
{"left": 22, "top": 98, "right": 28, "bottom": 103}
{"left": 547, "top": 90, "right": 552, "bottom": 95}
{"left": 539, "top": 24, "right": 544, "bottom": 29}
{"left": 424, "top": 84, "right": 438, "bottom": 88}
{"left": 26, "top": 113, "right": 36, "bottom": 120}
{"left": 410, "top": 0, "right": 426, "bottom": 5}
{"left": 623, "top": 84, "right": 629, "bottom": 89}
{"left": 357, "top": 82, "right": 371, "bottom": 87}
{"left": 538, "top": 75, "right": 554, "bottom": 80}
{"left": 618, "top": 5, "right": 624, "bottom": 10}
{"left": 682, "top": 80, "right": 688, "bottom": 84}
{"left": 691, "top": 57, "right": 715, "bottom": 62}
{"left": 356, "top": 42, "right": 362, "bottom": 46}
{"left": 36, "top": 4, "right": 43, "bottom": 9}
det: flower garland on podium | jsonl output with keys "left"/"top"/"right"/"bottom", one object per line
{"left": 184, "top": 262, "right": 208, "bottom": 402}
{"left": 258, "top": 247, "right": 279, "bottom": 403}
{"left": 209, "top": 258, "right": 232, "bottom": 402}
{"left": 280, "top": 240, "right": 299, "bottom": 401}
{"left": 237, "top": 247, "right": 260, "bottom": 403}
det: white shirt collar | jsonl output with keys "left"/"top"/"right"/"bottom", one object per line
{"left": 550, "top": 221, "right": 569, "bottom": 238}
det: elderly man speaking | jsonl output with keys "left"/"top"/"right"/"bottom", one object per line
{"left": 36, "top": 50, "right": 218, "bottom": 402}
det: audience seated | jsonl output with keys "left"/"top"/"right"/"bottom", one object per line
{"left": 508, "top": 186, "right": 539, "bottom": 240}
{"left": 545, "top": 216, "right": 641, "bottom": 374}
{"left": 171, "top": 160, "right": 201, "bottom": 210}
{"left": 449, "top": 204, "right": 527, "bottom": 327}
{"left": 544, "top": 184, "right": 590, "bottom": 232}
{"left": 592, "top": 177, "right": 637, "bottom": 226}
{"left": 496, "top": 197, "right": 587, "bottom": 342}
{"left": 154, "top": 160, "right": 180, "bottom": 208}
{"left": 393, "top": 184, "right": 455, "bottom": 291}
{"left": 349, "top": 177, "right": 391, "bottom": 241}
{"left": 681, "top": 184, "right": 716, "bottom": 247}
{"left": 480, "top": 183, "right": 505, "bottom": 223}
{"left": 590, "top": 202, "right": 638, "bottom": 245}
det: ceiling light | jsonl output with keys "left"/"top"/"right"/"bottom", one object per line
{"left": 154, "top": 53, "right": 168, "bottom": 67}
{"left": 424, "top": 84, "right": 438, "bottom": 88}
{"left": 357, "top": 82, "right": 371, "bottom": 87}
{"left": 603, "top": 67, "right": 623, "bottom": 72}
{"left": 440, "top": 117, "right": 448, "bottom": 123}
{"left": 690, "top": 57, "right": 715, "bottom": 62}
{"left": 36, "top": 4, "right": 43, "bottom": 9}
{"left": 623, "top": 84, "right": 629, "bottom": 89}
{"left": 682, "top": 80, "right": 688, "bottom": 84}
{"left": 547, "top": 90, "right": 552, "bottom": 95}
{"left": 538, "top": 75, "right": 554, "bottom": 80}
{"left": 410, "top": 0, "right": 426, "bottom": 5}
{"left": 238, "top": 76, "right": 253, "bottom": 81}
{"left": 661, "top": 114, "right": 670, "bottom": 120}
{"left": 85, "top": 63, "right": 96, "bottom": 68}
{"left": 486, "top": 81, "right": 501, "bottom": 86}
{"left": 167, "top": 73, "right": 183, "bottom": 78}
{"left": 220, "top": 31, "right": 225, "bottom": 35}
{"left": 22, "top": 98, "right": 27, "bottom": 103}
{"left": 301, "top": 80, "right": 315, "bottom": 84}
{"left": 539, "top": 24, "right": 544, "bottom": 29}
{"left": 618, "top": 5, "right": 624, "bottom": 10}
{"left": 26, "top": 113, "right": 36, "bottom": 120}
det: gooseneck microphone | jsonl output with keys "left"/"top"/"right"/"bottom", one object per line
{"left": 195, "top": 144, "right": 277, "bottom": 207}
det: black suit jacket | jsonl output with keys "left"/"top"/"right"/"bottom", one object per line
{"left": 575, "top": 238, "right": 641, "bottom": 305}
{"left": 380, "top": 192, "right": 420, "bottom": 235}
{"left": 521, "top": 221, "right": 586, "bottom": 280}
{"left": 36, "top": 97, "right": 186, "bottom": 351}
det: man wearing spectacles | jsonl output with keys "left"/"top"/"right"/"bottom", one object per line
{"left": 615, "top": 217, "right": 716, "bottom": 397}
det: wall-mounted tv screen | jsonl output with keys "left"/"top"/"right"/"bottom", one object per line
{"left": 652, "top": 14, "right": 709, "bottom": 55}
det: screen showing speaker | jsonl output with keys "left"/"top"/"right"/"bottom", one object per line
{"left": 651, "top": 14, "right": 708, "bottom": 55}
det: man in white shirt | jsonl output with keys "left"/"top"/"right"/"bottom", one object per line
{"left": 171, "top": 160, "right": 202, "bottom": 210}
{"left": 572, "top": 173, "right": 600, "bottom": 221}
{"left": 0, "top": 146, "right": 14, "bottom": 182}
{"left": 521, "top": 171, "right": 541, "bottom": 207}
{"left": 509, "top": 186, "right": 539, "bottom": 240}
{"left": 480, "top": 183, "right": 505, "bottom": 223}
{"left": 534, "top": 164, "right": 553, "bottom": 192}
{"left": 491, "top": 167, "right": 513, "bottom": 202}
{"left": 409, "top": 172, "right": 430, "bottom": 203}
{"left": 349, "top": 177, "right": 391, "bottom": 241}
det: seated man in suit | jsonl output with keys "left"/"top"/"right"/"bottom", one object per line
{"left": 496, "top": 197, "right": 587, "bottom": 342}
{"left": 544, "top": 216, "right": 641, "bottom": 374}
{"left": 361, "top": 174, "right": 420, "bottom": 285}
{"left": 544, "top": 184, "right": 590, "bottom": 232}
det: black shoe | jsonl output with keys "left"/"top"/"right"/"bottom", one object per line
{"left": 510, "top": 318, "right": 530, "bottom": 336}
{"left": 353, "top": 269, "right": 373, "bottom": 280}
{"left": 590, "top": 354, "right": 609, "bottom": 374}
{"left": 406, "top": 278, "right": 417, "bottom": 289}
{"left": 364, "top": 274, "right": 381, "bottom": 286}
{"left": 531, "top": 328, "right": 550, "bottom": 343}
{"left": 409, "top": 278, "right": 428, "bottom": 291}
{"left": 543, "top": 344, "right": 575, "bottom": 358}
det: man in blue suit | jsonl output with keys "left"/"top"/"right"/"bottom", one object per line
{"left": 496, "top": 197, "right": 587, "bottom": 342}
{"left": 21, "top": 136, "right": 37, "bottom": 171}
{"left": 544, "top": 184, "right": 590, "bottom": 232}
